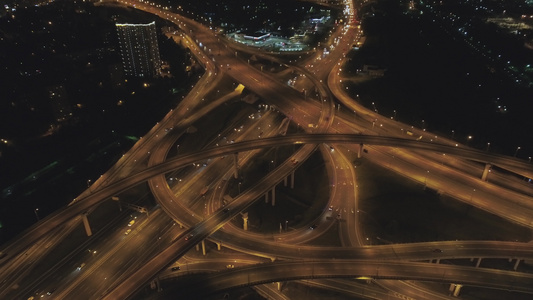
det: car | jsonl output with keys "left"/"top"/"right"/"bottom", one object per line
{"left": 171, "top": 266, "right": 180, "bottom": 271}
{"left": 226, "top": 264, "right": 234, "bottom": 269}
{"left": 124, "top": 229, "right": 132, "bottom": 235}
{"left": 432, "top": 248, "right": 443, "bottom": 253}
{"left": 310, "top": 224, "right": 318, "bottom": 230}
{"left": 77, "top": 263, "right": 86, "bottom": 270}
{"left": 185, "top": 234, "right": 194, "bottom": 241}
{"left": 47, "top": 288, "right": 56, "bottom": 296}
{"left": 128, "top": 220, "right": 135, "bottom": 227}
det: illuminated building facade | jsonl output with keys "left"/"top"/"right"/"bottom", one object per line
{"left": 116, "top": 21, "right": 161, "bottom": 78}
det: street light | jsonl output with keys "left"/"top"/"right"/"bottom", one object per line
{"left": 466, "top": 135, "right": 472, "bottom": 146}
{"left": 486, "top": 142, "right": 490, "bottom": 152}
{"left": 34, "top": 208, "right": 40, "bottom": 221}
{"left": 514, "top": 146, "right": 521, "bottom": 157}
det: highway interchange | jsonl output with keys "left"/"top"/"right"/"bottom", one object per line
{"left": 1, "top": 0, "right": 533, "bottom": 299}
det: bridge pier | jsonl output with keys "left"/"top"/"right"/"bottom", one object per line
{"left": 290, "top": 171, "right": 295, "bottom": 189}
{"left": 242, "top": 212, "right": 248, "bottom": 231}
{"left": 453, "top": 284, "right": 462, "bottom": 297}
{"left": 201, "top": 240, "right": 206, "bottom": 256}
{"left": 514, "top": 258, "right": 521, "bottom": 270}
{"left": 82, "top": 213, "right": 92, "bottom": 237}
{"left": 265, "top": 192, "right": 268, "bottom": 203}
{"left": 112, "top": 196, "right": 122, "bottom": 211}
{"left": 154, "top": 277, "right": 162, "bottom": 292}
{"left": 216, "top": 242, "right": 221, "bottom": 251}
{"left": 284, "top": 171, "right": 295, "bottom": 188}
{"left": 270, "top": 257, "right": 276, "bottom": 262}
{"left": 481, "top": 163, "right": 491, "bottom": 181}
{"left": 449, "top": 283, "right": 455, "bottom": 293}
{"left": 195, "top": 244, "right": 200, "bottom": 252}
{"left": 233, "top": 153, "right": 239, "bottom": 179}
{"left": 449, "top": 284, "right": 464, "bottom": 296}
{"left": 358, "top": 143, "right": 363, "bottom": 158}
{"left": 475, "top": 257, "right": 482, "bottom": 267}
{"left": 277, "top": 282, "right": 282, "bottom": 291}
{"left": 435, "top": 259, "right": 440, "bottom": 264}
{"left": 271, "top": 186, "right": 276, "bottom": 206}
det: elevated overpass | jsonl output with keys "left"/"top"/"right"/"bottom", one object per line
{"left": 3, "top": 133, "right": 533, "bottom": 264}
{"left": 159, "top": 259, "right": 533, "bottom": 298}
{"left": 3, "top": 1, "right": 533, "bottom": 299}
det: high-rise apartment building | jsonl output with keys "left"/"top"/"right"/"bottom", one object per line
{"left": 116, "top": 21, "right": 161, "bottom": 78}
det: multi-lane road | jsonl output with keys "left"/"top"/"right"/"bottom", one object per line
{"left": 2, "top": 0, "right": 533, "bottom": 299}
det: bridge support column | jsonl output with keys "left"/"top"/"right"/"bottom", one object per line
{"left": 449, "top": 283, "right": 455, "bottom": 293}
{"left": 435, "top": 259, "right": 440, "bottom": 264}
{"left": 284, "top": 176, "right": 288, "bottom": 187}
{"left": 453, "top": 284, "right": 462, "bottom": 297}
{"left": 112, "top": 196, "right": 121, "bottom": 211}
{"left": 475, "top": 258, "right": 482, "bottom": 267}
{"left": 242, "top": 212, "right": 248, "bottom": 231}
{"left": 154, "top": 277, "right": 162, "bottom": 292}
{"left": 290, "top": 171, "right": 295, "bottom": 189}
{"left": 233, "top": 153, "right": 239, "bottom": 179}
{"left": 265, "top": 192, "right": 268, "bottom": 203}
{"left": 271, "top": 186, "right": 276, "bottom": 206}
{"left": 201, "top": 240, "right": 206, "bottom": 256}
{"left": 82, "top": 213, "right": 92, "bottom": 237}
{"left": 270, "top": 257, "right": 276, "bottom": 262}
{"left": 514, "top": 258, "right": 521, "bottom": 270}
{"left": 277, "top": 282, "right": 282, "bottom": 291}
{"left": 481, "top": 163, "right": 491, "bottom": 181}
{"left": 195, "top": 244, "right": 200, "bottom": 252}
{"left": 358, "top": 143, "right": 363, "bottom": 158}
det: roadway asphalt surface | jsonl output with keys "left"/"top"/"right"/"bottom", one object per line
{"left": 3, "top": 1, "right": 533, "bottom": 299}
